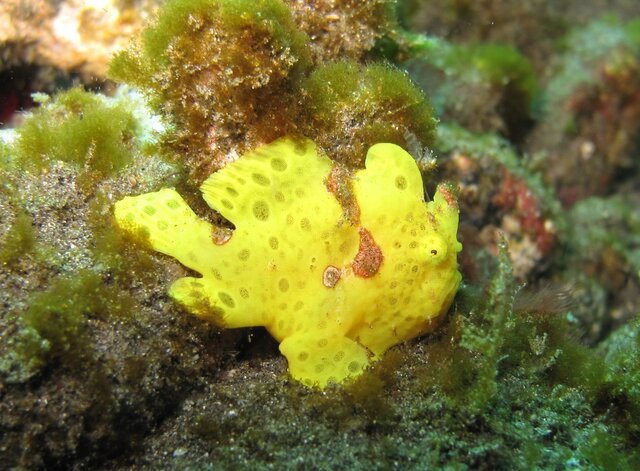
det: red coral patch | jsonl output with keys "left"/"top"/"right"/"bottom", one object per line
{"left": 492, "top": 169, "right": 556, "bottom": 255}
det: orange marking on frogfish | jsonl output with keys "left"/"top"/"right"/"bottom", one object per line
{"left": 438, "top": 185, "right": 458, "bottom": 209}
{"left": 352, "top": 228, "right": 383, "bottom": 278}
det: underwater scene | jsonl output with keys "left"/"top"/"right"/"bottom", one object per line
{"left": 1, "top": 0, "right": 639, "bottom": 469}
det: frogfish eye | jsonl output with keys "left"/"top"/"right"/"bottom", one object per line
{"left": 423, "top": 234, "right": 448, "bottom": 265}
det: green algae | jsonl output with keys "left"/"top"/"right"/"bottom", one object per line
{"left": 113, "top": 0, "right": 310, "bottom": 80}
{"left": 0, "top": 211, "right": 35, "bottom": 265}
{"left": 13, "top": 87, "right": 139, "bottom": 178}
{"left": 456, "top": 239, "right": 517, "bottom": 412}
{"left": 0, "top": 161, "right": 35, "bottom": 265}
{"left": 0, "top": 139, "right": 11, "bottom": 167}
{"left": 1, "top": 269, "right": 137, "bottom": 383}
{"left": 398, "top": 31, "right": 539, "bottom": 141}
{"left": 301, "top": 60, "right": 436, "bottom": 167}
{"left": 548, "top": 16, "right": 640, "bottom": 106}
{"left": 600, "top": 319, "right": 640, "bottom": 442}
{"left": 569, "top": 195, "right": 640, "bottom": 276}
{"left": 435, "top": 41, "right": 538, "bottom": 108}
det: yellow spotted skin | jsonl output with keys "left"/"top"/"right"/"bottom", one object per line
{"left": 114, "top": 137, "right": 462, "bottom": 388}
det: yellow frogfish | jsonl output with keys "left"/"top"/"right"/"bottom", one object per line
{"left": 114, "top": 137, "right": 462, "bottom": 388}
